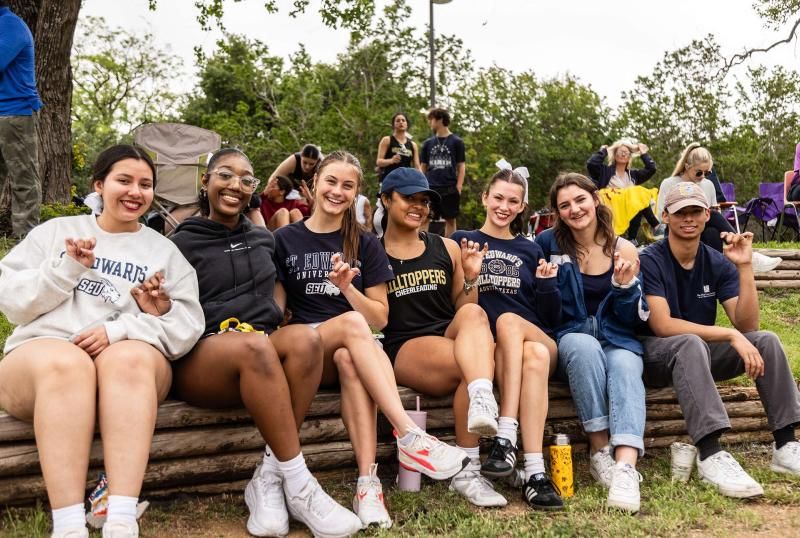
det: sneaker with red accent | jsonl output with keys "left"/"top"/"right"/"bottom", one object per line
{"left": 353, "top": 463, "right": 392, "bottom": 529}
{"left": 396, "top": 426, "right": 470, "bottom": 480}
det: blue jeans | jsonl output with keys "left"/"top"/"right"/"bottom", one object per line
{"left": 556, "top": 317, "right": 645, "bottom": 456}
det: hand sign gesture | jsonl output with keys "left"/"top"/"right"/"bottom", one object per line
{"left": 721, "top": 231, "right": 753, "bottom": 267}
{"left": 459, "top": 238, "right": 488, "bottom": 281}
{"left": 131, "top": 271, "right": 172, "bottom": 316}
{"left": 613, "top": 252, "right": 639, "bottom": 287}
{"left": 328, "top": 252, "right": 361, "bottom": 292}
{"left": 65, "top": 237, "right": 97, "bottom": 269}
{"left": 536, "top": 258, "right": 558, "bottom": 279}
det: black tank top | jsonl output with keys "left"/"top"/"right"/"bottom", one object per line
{"left": 382, "top": 233, "right": 454, "bottom": 349}
{"left": 379, "top": 135, "right": 414, "bottom": 181}
{"left": 290, "top": 152, "right": 316, "bottom": 186}
{"left": 581, "top": 264, "right": 613, "bottom": 317}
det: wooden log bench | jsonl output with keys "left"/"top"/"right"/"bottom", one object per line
{"left": 0, "top": 384, "right": 771, "bottom": 506}
{"left": 754, "top": 248, "right": 800, "bottom": 289}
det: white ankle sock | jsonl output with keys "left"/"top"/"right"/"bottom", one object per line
{"left": 261, "top": 444, "right": 280, "bottom": 475}
{"left": 524, "top": 453, "right": 545, "bottom": 480}
{"left": 52, "top": 503, "right": 86, "bottom": 533}
{"left": 496, "top": 417, "right": 519, "bottom": 447}
{"left": 106, "top": 495, "right": 138, "bottom": 525}
{"left": 467, "top": 378, "right": 493, "bottom": 400}
{"left": 277, "top": 452, "right": 314, "bottom": 497}
{"left": 457, "top": 445, "right": 480, "bottom": 462}
{"left": 398, "top": 429, "right": 417, "bottom": 446}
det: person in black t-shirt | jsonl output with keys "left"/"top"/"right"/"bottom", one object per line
{"left": 264, "top": 144, "right": 322, "bottom": 208}
{"left": 639, "top": 182, "right": 800, "bottom": 499}
{"left": 379, "top": 167, "right": 506, "bottom": 508}
{"left": 420, "top": 108, "right": 465, "bottom": 237}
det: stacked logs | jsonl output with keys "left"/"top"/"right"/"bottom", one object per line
{"left": 0, "top": 384, "right": 769, "bottom": 505}
{"left": 754, "top": 248, "right": 800, "bottom": 289}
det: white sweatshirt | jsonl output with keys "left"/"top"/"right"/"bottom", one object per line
{"left": 0, "top": 214, "right": 204, "bottom": 359}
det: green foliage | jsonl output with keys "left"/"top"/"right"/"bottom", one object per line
{"left": 754, "top": 0, "right": 800, "bottom": 28}
{"left": 71, "top": 16, "right": 184, "bottom": 193}
{"left": 39, "top": 202, "right": 91, "bottom": 223}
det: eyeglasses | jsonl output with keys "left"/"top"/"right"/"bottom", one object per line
{"left": 210, "top": 170, "right": 261, "bottom": 192}
{"left": 694, "top": 169, "right": 713, "bottom": 179}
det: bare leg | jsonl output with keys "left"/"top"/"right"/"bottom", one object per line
{"left": 95, "top": 340, "right": 172, "bottom": 497}
{"left": 443, "top": 303, "right": 495, "bottom": 382}
{"left": 288, "top": 208, "right": 304, "bottom": 223}
{"left": 0, "top": 340, "right": 96, "bottom": 508}
{"left": 519, "top": 341, "right": 558, "bottom": 454}
{"left": 268, "top": 208, "right": 291, "bottom": 231}
{"left": 444, "top": 218, "right": 456, "bottom": 238}
{"left": 324, "top": 348, "right": 377, "bottom": 476}
{"left": 588, "top": 431, "right": 611, "bottom": 454}
{"left": 172, "top": 332, "right": 302, "bottom": 461}
{"left": 270, "top": 325, "right": 324, "bottom": 429}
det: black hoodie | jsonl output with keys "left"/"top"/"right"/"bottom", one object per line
{"left": 171, "top": 216, "right": 283, "bottom": 335}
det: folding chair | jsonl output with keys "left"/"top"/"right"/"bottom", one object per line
{"left": 777, "top": 171, "right": 800, "bottom": 241}
{"left": 718, "top": 182, "right": 747, "bottom": 232}
{"left": 132, "top": 122, "right": 222, "bottom": 235}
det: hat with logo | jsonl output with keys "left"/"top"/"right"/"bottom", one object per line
{"left": 664, "top": 182, "right": 710, "bottom": 214}
{"left": 380, "top": 167, "right": 441, "bottom": 201}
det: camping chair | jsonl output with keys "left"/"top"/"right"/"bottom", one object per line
{"left": 132, "top": 123, "right": 222, "bottom": 235}
{"left": 741, "top": 183, "right": 785, "bottom": 241}
{"left": 719, "top": 182, "right": 747, "bottom": 232}
{"left": 778, "top": 171, "right": 800, "bottom": 241}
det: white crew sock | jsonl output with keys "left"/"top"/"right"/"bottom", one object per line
{"left": 261, "top": 444, "right": 280, "bottom": 475}
{"left": 467, "top": 378, "right": 493, "bottom": 400}
{"left": 106, "top": 495, "right": 138, "bottom": 526}
{"left": 496, "top": 416, "right": 519, "bottom": 447}
{"left": 52, "top": 503, "right": 86, "bottom": 534}
{"left": 277, "top": 452, "right": 314, "bottom": 498}
{"left": 524, "top": 453, "right": 546, "bottom": 480}
{"left": 457, "top": 445, "right": 480, "bottom": 463}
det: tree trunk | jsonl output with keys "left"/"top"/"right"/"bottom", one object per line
{"left": 7, "top": 0, "right": 79, "bottom": 205}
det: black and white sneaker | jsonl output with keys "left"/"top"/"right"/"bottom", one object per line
{"left": 481, "top": 436, "right": 517, "bottom": 478}
{"left": 523, "top": 473, "right": 564, "bottom": 511}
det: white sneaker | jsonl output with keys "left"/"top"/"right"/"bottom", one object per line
{"left": 51, "top": 528, "right": 89, "bottom": 538}
{"left": 244, "top": 464, "right": 289, "bottom": 537}
{"left": 589, "top": 445, "right": 615, "bottom": 488}
{"left": 449, "top": 460, "right": 508, "bottom": 507}
{"left": 397, "top": 426, "right": 470, "bottom": 480}
{"left": 771, "top": 441, "right": 800, "bottom": 475}
{"left": 467, "top": 388, "right": 499, "bottom": 437}
{"left": 285, "top": 476, "right": 362, "bottom": 538}
{"left": 353, "top": 463, "right": 392, "bottom": 529}
{"left": 607, "top": 463, "right": 642, "bottom": 513}
{"left": 696, "top": 451, "right": 764, "bottom": 498}
{"left": 102, "top": 520, "right": 138, "bottom": 538}
{"left": 751, "top": 252, "right": 782, "bottom": 273}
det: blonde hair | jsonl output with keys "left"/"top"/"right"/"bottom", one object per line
{"left": 606, "top": 139, "right": 639, "bottom": 166}
{"left": 671, "top": 142, "right": 713, "bottom": 177}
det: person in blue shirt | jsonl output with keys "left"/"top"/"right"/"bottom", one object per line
{"left": 452, "top": 168, "right": 563, "bottom": 510}
{"left": 536, "top": 172, "right": 649, "bottom": 513}
{"left": 0, "top": 1, "right": 43, "bottom": 237}
{"left": 639, "top": 182, "right": 800, "bottom": 499}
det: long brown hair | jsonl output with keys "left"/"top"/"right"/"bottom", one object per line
{"left": 484, "top": 169, "right": 529, "bottom": 236}
{"left": 548, "top": 172, "right": 616, "bottom": 262}
{"left": 313, "top": 150, "right": 363, "bottom": 266}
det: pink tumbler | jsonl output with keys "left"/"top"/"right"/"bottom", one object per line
{"left": 397, "top": 396, "right": 427, "bottom": 492}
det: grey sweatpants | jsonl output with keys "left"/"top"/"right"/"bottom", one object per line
{"left": 641, "top": 331, "right": 800, "bottom": 442}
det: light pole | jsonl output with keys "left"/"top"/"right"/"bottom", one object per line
{"left": 429, "top": 0, "right": 453, "bottom": 109}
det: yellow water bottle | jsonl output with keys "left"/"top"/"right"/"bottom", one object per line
{"left": 549, "top": 433, "right": 574, "bottom": 498}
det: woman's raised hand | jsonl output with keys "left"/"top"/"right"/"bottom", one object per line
{"left": 613, "top": 252, "right": 639, "bottom": 287}
{"left": 459, "top": 238, "right": 488, "bottom": 281}
{"left": 131, "top": 271, "right": 172, "bottom": 316}
{"left": 328, "top": 252, "right": 361, "bottom": 292}
{"left": 65, "top": 237, "right": 96, "bottom": 268}
{"left": 535, "top": 258, "right": 558, "bottom": 279}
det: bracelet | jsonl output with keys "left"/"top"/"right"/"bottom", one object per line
{"left": 463, "top": 276, "right": 478, "bottom": 295}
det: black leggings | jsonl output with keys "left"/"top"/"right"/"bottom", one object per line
{"left": 627, "top": 206, "right": 660, "bottom": 240}
{"left": 789, "top": 182, "right": 800, "bottom": 202}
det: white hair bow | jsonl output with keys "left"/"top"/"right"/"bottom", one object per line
{"left": 495, "top": 158, "right": 529, "bottom": 202}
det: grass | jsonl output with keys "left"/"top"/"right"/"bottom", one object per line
{"left": 2, "top": 447, "right": 799, "bottom": 537}
{"left": 0, "top": 240, "right": 798, "bottom": 536}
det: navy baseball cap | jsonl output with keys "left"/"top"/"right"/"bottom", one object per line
{"left": 380, "top": 168, "right": 441, "bottom": 201}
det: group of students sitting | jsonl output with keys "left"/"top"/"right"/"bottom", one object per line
{"left": 0, "top": 143, "right": 798, "bottom": 538}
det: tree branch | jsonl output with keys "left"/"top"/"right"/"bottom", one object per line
{"left": 720, "top": 16, "right": 800, "bottom": 76}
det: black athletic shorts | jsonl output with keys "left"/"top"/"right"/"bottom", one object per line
{"left": 430, "top": 185, "right": 460, "bottom": 220}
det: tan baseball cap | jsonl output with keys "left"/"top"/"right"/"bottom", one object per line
{"left": 664, "top": 182, "right": 709, "bottom": 214}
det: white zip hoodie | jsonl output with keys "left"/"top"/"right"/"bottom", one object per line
{"left": 0, "top": 214, "right": 204, "bottom": 359}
